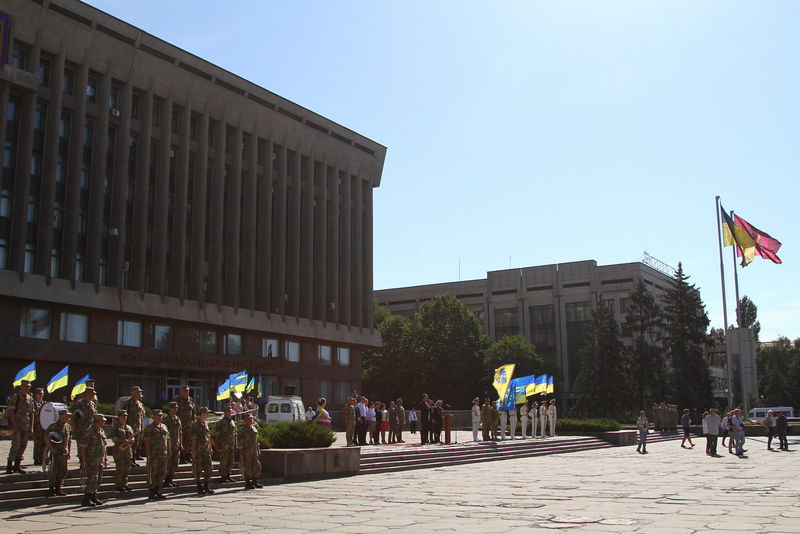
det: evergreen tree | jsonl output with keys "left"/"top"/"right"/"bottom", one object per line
{"left": 623, "top": 280, "right": 666, "bottom": 410}
{"left": 572, "top": 302, "right": 631, "bottom": 419}
{"left": 738, "top": 295, "right": 761, "bottom": 341}
{"left": 661, "top": 263, "right": 712, "bottom": 410}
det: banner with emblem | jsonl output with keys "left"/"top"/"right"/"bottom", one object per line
{"left": 492, "top": 364, "right": 515, "bottom": 402}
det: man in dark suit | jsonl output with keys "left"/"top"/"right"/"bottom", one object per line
{"left": 419, "top": 394, "right": 431, "bottom": 444}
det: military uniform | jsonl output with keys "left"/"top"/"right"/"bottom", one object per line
{"left": 163, "top": 407, "right": 182, "bottom": 486}
{"left": 142, "top": 412, "right": 171, "bottom": 500}
{"left": 531, "top": 403, "right": 539, "bottom": 438}
{"left": 539, "top": 403, "right": 548, "bottom": 438}
{"left": 395, "top": 401, "right": 406, "bottom": 443}
{"left": 73, "top": 395, "right": 97, "bottom": 447}
{"left": 6, "top": 388, "right": 35, "bottom": 473}
{"left": 490, "top": 403, "right": 499, "bottom": 440}
{"left": 344, "top": 402, "right": 356, "bottom": 446}
{"left": 214, "top": 414, "right": 237, "bottom": 482}
{"left": 176, "top": 392, "right": 195, "bottom": 462}
{"left": 112, "top": 415, "right": 135, "bottom": 491}
{"left": 81, "top": 416, "right": 108, "bottom": 506}
{"left": 509, "top": 407, "right": 518, "bottom": 440}
{"left": 480, "top": 401, "right": 492, "bottom": 441}
{"left": 191, "top": 412, "right": 214, "bottom": 495}
{"left": 499, "top": 409, "right": 508, "bottom": 440}
{"left": 124, "top": 390, "right": 145, "bottom": 459}
{"left": 45, "top": 416, "right": 72, "bottom": 495}
{"left": 519, "top": 405, "right": 529, "bottom": 439}
{"left": 33, "top": 393, "right": 46, "bottom": 465}
{"left": 547, "top": 402, "right": 557, "bottom": 437}
{"left": 237, "top": 420, "right": 262, "bottom": 489}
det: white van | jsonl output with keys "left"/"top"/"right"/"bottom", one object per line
{"left": 264, "top": 396, "right": 307, "bottom": 424}
{"left": 748, "top": 406, "right": 794, "bottom": 423}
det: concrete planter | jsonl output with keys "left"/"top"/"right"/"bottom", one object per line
{"left": 261, "top": 446, "right": 360, "bottom": 481}
{"left": 600, "top": 430, "right": 638, "bottom": 445}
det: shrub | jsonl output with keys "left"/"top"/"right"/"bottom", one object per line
{"left": 556, "top": 418, "right": 622, "bottom": 432}
{"left": 263, "top": 421, "right": 336, "bottom": 449}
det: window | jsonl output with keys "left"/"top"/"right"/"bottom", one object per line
{"left": 318, "top": 345, "right": 331, "bottom": 365}
{"left": 38, "top": 58, "right": 51, "bottom": 86}
{"left": 335, "top": 381, "right": 350, "bottom": 404}
{"left": 262, "top": 338, "right": 279, "bottom": 358}
{"left": 63, "top": 68, "right": 75, "bottom": 94}
{"left": 116, "top": 320, "right": 141, "bottom": 347}
{"left": 603, "top": 299, "right": 615, "bottom": 313}
{"left": 286, "top": 341, "right": 300, "bottom": 362}
{"left": 337, "top": 347, "right": 350, "bottom": 367}
{"left": 23, "top": 244, "right": 34, "bottom": 273}
{"left": 11, "top": 42, "right": 27, "bottom": 70}
{"left": 59, "top": 312, "right": 88, "bottom": 342}
{"left": 86, "top": 77, "right": 97, "bottom": 103}
{"left": 284, "top": 377, "right": 300, "bottom": 394}
{"left": 152, "top": 101, "right": 160, "bottom": 127}
{"left": 20, "top": 308, "right": 51, "bottom": 339}
{"left": 131, "top": 94, "right": 140, "bottom": 119}
{"left": 153, "top": 324, "right": 173, "bottom": 350}
{"left": 197, "top": 329, "right": 217, "bottom": 353}
{"left": 224, "top": 333, "right": 242, "bottom": 355}
{"left": 0, "top": 239, "right": 7, "bottom": 269}
{"left": 619, "top": 298, "right": 630, "bottom": 314}
{"left": 494, "top": 307, "right": 520, "bottom": 340}
{"left": 50, "top": 248, "right": 59, "bottom": 278}
{"left": 319, "top": 379, "right": 332, "bottom": 399}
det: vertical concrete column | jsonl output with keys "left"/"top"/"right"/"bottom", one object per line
{"left": 36, "top": 51, "right": 65, "bottom": 277}
{"left": 286, "top": 148, "right": 301, "bottom": 317}
{"left": 207, "top": 118, "right": 226, "bottom": 306}
{"left": 188, "top": 111, "right": 208, "bottom": 301}
{"left": 351, "top": 174, "right": 363, "bottom": 328}
{"left": 0, "top": 83, "right": 9, "bottom": 160}
{"left": 271, "top": 144, "right": 286, "bottom": 315}
{"left": 325, "top": 164, "right": 339, "bottom": 325}
{"left": 363, "top": 181, "right": 374, "bottom": 329}
{"left": 339, "top": 168, "right": 352, "bottom": 326}
{"left": 170, "top": 101, "right": 191, "bottom": 299}
{"left": 223, "top": 124, "right": 242, "bottom": 308}
{"left": 313, "top": 158, "right": 327, "bottom": 322}
{"left": 9, "top": 90, "right": 36, "bottom": 272}
{"left": 130, "top": 89, "right": 153, "bottom": 292}
{"left": 255, "top": 138, "right": 273, "bottom": 313}
{"left": 108, "top": 78, "right": 133, "bottom": 288}
{"left": 300, "top": 154, "right": 314, "bottom": 319}
{"left": 150, "top": 96, "right": 172, "bottom": 295}
{"left": 61, "top": 63, "right": 88, "bottom": 281}
{"left": 86, "top": 70, "right": 111, "bottom": 285}
{"left": 241, "top": 127, "right": 258, "bottom": 310}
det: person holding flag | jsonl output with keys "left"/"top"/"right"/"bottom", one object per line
{"left": 6, "top": 377, "right": 35, "bottom": 474}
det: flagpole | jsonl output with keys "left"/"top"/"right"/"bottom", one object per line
{"left": 730, "top": 211, "right": 748, "bottom": 415}
{"left": 715, "top": 196, "right": 734, "bottom": 409}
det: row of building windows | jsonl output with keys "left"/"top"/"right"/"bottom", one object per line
{"left": 18, "top": 307, "right": 351, "bottom": 365}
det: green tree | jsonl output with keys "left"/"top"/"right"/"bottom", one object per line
{"left": 707, "top": 327, "right": 726, "bottom": 346}
{"left": 623, "top": 280, "right": 666, "bottom": 410}
{"left": 756, "top": 336, "right": 798, "bottom": 406}
{"left": 738, "top": 295, "right": 761, "bottom": 341}
{"left": 572, "top": 302, "right": 631, "bottom": 420}
{"left": 362, "top": 303, "right": 417, "bottom": 403}
{"left": 661, "top": 263, "right": 712, "bottom": 410}
{"left": 483, "top": 334, "right": 545, "bottom": 392}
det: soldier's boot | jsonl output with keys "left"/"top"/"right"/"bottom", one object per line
{"left": 47, "top": 486, "right": 56, "bottom": 496}
{"left": 148, "top": 488, "right": 158, "bottom": 501}
{"left": 203, "top": 482, "right": 214, "bottom": 495}
{"left": 244, "top": 477, "right": 254, "bottom": 490}
{"left": 56, "top": 486, "right": 67, "bottom": 496}
{"left": 115, "top": 485, "right": 125, "bottom": 492}
{"left": 13, "top": 460, "right": 26, "bottom": 474}
{"left": 163, "top": 476, "right": 172, "bottom": 487}
{"left": 252, "top": 478, "right": 263, "bottom": 489}
{"left": 156, "top": 487, "right": 167, "bottom": 500}
{"left": 5, "top": 461, "right": 12, "bottom": 474}
{"left": 81, "top": 493, "right": 96, "bottom": 507}
{"left": 91, "top": 493, "right": 104, "bottom": 505}
{"left": 196, "top": 482, "right": 206, "bottom": 495}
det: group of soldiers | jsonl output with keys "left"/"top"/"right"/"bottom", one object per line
{"left": 477, "top": 397, "right": 558, "bottom": 441}
{"left": 651, "top": 401, "right": 679, "bottom": 431}
{"left": 4, "top": 381, "right": 264, "bottom": 507}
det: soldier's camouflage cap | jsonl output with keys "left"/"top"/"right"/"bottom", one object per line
{"left": 19, "top": 380, "right": 31, "bottom": 387}
{"left": 93, "top": 414, "right": 105, "bottom": 422}
{"left": 130, "top": 386, "right": 142, "bottom": 392}
{"left": 198, "top": 406, "right": 209, "bottom": 413}
{"left": 117, "top": 410, "right": 128, "bottom": 416}
{"left": 151, "top": 409, "right": 163, "bottom": 416}
{"left": 167, "top": 402, "right": 178, "bottom": 409}
{"left": 33, "top": 387, "right": 44, "bottom": 393}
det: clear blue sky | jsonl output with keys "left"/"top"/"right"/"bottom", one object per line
{"left": 87, "top": 1, "right": 798, "bottom": 341}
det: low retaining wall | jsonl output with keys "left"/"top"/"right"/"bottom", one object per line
{"left": 600, "top": 430, "right": 638, "bottom": 445}
{"left": 261, "top": 446, "right": 360, "bottom": 481}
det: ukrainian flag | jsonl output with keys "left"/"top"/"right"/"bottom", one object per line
{"left": 70, "top": 374, "right": 90, "bottom": 400}
{"left": 527, "top": 374, "right": 548, "bottom": 396}
{"left": 492, "top": 364, "right": 515, "bottom": 401}
{"left": 216, "top": 379, "right": 231, "bottom": 401}
{"left": 229, "top": 371, "right": 248, "bottom": 393}
{"left": 720, "top": 205, "right": 756, "bottom": 266}
{"left": 46, "top": 366, "right": 69, "bottom": 394}
{"left": 546, "top": 375, "right": 554, "bottom": 394}
{"left": 245, "top": 376, "right": 255, "bottom": 394}
{"left": 13, "top": 362, "right": 36, "bottom": 387}
{"left": 256, "top": 375, "right": 264, "bottom": 398}
{"left": 512, "top": 375, "right": 537, "bottom": 404}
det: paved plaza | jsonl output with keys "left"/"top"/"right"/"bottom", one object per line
{"left": 1, "top": 433, "right": 798, "bottom": 534}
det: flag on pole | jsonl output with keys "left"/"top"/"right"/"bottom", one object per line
{"left": 527, "top": 374, "right": 548, "bottom": 396}
{"left": 492, "top": 364, "right": 515, "bottom": 402}
{"left": 733, "top": 214, "right": 782, "bottom": 264}
{"left": 46, "top": 366, "right": 69, "bottom": 394}
{"left": 546, "top": 375, "right": 554, "bottom": 394}
{"left": 229, "top": 371, "right": 248, "bottom": 393}
{"left": 70, "top": 374, "right": 90, "bottom": 400}
{"left": 245, "top": 376, "right": 255, "bottom": 394}
{"left": 13, "top": 362, "right": 36, "bottom": 387}
{"left": 720, "top": 205, "right": 756, "bottom": 266}
{"left": 510, "top": 375, "right": 537, "bottom": 405}
{"left": 216, "top": 379, "right": 231, "bottom": 401}
{"left": 256, "top": 375, "right": 264, "bottom": 398}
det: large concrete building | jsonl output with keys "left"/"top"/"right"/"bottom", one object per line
{"left": 0, "top": 0, "right": 385, "bottom": 408}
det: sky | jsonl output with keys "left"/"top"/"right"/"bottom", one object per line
{"left": 85, "top": 1, "right": 798, "bottom": 341}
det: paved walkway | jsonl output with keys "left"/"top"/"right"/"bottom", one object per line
{"left": 1, "top": 434, "right": 798, "bottom": 533}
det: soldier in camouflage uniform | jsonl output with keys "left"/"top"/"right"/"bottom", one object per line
{"left": 344, "top": 397, "right": 357, "bottom": 446}
{"left": 214, "top": 405, "right": 237, "bottom": 483}
{"left": 45, "top": 408, "right": 72, "bottom": 496}
{"left": 143, "top": 409, "right": 170, "bottom": 500}
{"left": 124, "top": 386, "right": 145, "bottom": 461}
{"left": 163, "top": 401, "right": 182, "bottom": 487}
{"left": 237, "top": 413, "right": 262, "bottom": 489}
{"left": 112, "top": 410, "right": 135, "bottom": 492}
{"left": 176, "top": 385, "right": 195, "bottom": 464}
{"left": 80, "top": 414, "right": 107, "bottom": 507}
{"left": 191, "top": 407, "right": 215, "bottom": 496}
{"left": 32, "top": 387, "right": 46, "bottom": 465}
{"left": 6, "top": 380, "right": 35, "bottom": 474}
{"left": 73, "top": 387, "right": 98, "bottom": 467}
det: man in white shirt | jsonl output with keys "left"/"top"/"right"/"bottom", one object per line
{"left": 499, "top": 407, "right": 508, "bottom": 440}
{"left": 539, "top": 402, "right": 548, "bottom": 438}
{"left": 729, "top": 409, "right": 746, "bottom": 456}
{"left": 470, "top": 398, "right": 481, "bottom": 442}
{"left": 519, "top": 404, "right": 528, "bottom": 439}
{"left": 531, "top": 402, "right": 539, "bottom": 438}
{"left": 704, "top": 408, "right": 721, "bottom": 456}
{"left": 547, "top": 399, "right": 557, "bottom": 437}
{"left": 305, "top": 407, "right": 315, "bottom": 421}
{"left": 355, "top": 397, "right": 369, "bottom": 446}
{"left": 509, "top": 406, "right": 518, "bottom": 440}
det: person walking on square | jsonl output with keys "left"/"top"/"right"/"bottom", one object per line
{"left": 471, "top": 397, "right": 481, "bottom": 442}
{"left": 519, "top": 403, "right": 529, "bottom": 439}
{"left": 407, "top": 408, "right": 417, "bottom": 434}
{"left": 344, "top": 397, "right": 356, "bottom": 446}
{"left": 6, "top": 380, "right": 35, "bottom": 474}
{"left": 395, "top": 398, "right": 406, "bottom": 443}
{"left": 480, "top": 398, "right": 492, "bottom": 441}
{"left": 238, "top": 413, "right": 263, "bottom": 489}
{"left": 763, "top": 410, "right": 775, "bottom": 450}
{"left": 539, "top": 401, "right": 548, "bottom": 438}
{"left": 705, "top": 408, "right": 720, "bottom": 456}
{"left": 531, "top": 401, "right": 539, "bottom": 438}
{"left": 80, "top": 414, "right": 108, "bottom": 507}
{"left": 163, "top": 402, "right": 182, "bottom": 487}
{"left": 215, "top": 405, "right": 237, "bottom": 482}
{"left": 720, "top": 411, "right": 730, "bottom": 449}
{"left": 124, "top": 386, "right": 145, "bottom": 461}
{"left": 143, "top": 409, "right": 171, "bottom": 500}
{"left": 729, "top": 409, "right": 746, "bottom": 456}
{"left": 547, "top": 399, "right": 557, "bottom": 437}
{"left": 775, "top": 411, "right": 788, "bottom": 451}
{"left": 680, "top": 409, "right": 694, "bottom": 448}
{"left": 192, "top": 407, "right": 214, "bottom": 495}
{"left": 176, "top": 385, "right": 195, "bottom": 464}
{"left": 636, "top": 410, "right": 649, "bottom": 454}
{"left": 420, "top": 394, "right": 432, "bottom": 444}
{"left": 32, "top": 387, "right": 46, "bottom": 466}
{"left": 44, "top": 408, "right": 72, "bottom": 496}
{"left": 111, "top": 410, "right": 135, "bottom": 492}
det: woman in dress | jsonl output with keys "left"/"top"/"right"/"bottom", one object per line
{"left": 314, "top": 398, "right": 332, "bottom": 428}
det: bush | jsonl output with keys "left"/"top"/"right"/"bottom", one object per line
{"left": 556, "top": 418, "right": 622, "bottom": 432}
{"left": 263, "top": 421, "right": 336, "bottom": 449}
{"left": 208, "top": 418, "right": 272, "bottom": 449}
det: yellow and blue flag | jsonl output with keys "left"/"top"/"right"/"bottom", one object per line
{"left": 46, "top": 366, "right": 69, "bottom": 394}
{"left": 70, "top": 374, "right": 90, "bottom": 400}
{"left": 492, "top": 364, "right": 515, "bottom": 401}
{"left": 546, "top": 375, "right": 554, "bottom": 394}
{"left": 720, "top": 205, "right": 756, "bottom": 266}
{"left": 527, "top": 374, "right": 548, "bottom": 396}
{"left": 13, "top": 362, "right": 36, "bottom": 387}
{"left": 245, "top": 376, "right": 255, "bottom": 394}
{"left": 512, "top": 375, "right": 537, "bottom": 405}
{"left": 229, "top": 371, "right": 248, "bottom": 393}
{"left": 216, "top": 379, "right": 231, "bottom": 401}
{"left": 256, "top": 375, "right": 264, "bottom": 398}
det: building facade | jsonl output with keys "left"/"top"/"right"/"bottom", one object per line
{"left": 0, "top": 0, "right": 385, "bottom": 408}
{"left": 375, "top": 260, "right": 675, "bottom": 401}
